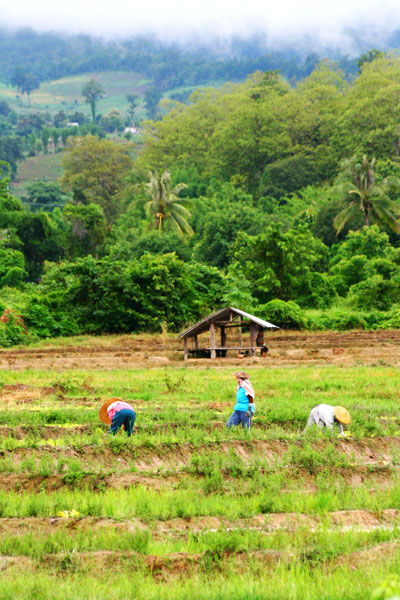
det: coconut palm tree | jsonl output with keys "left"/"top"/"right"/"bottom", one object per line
{"left": 143, "top": 170, "right": 193, "bottom": 237}
{"left": 333, "top": 154, "right": 400, "bottom": 234}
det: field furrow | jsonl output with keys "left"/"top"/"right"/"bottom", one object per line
{"left": 2, "top": 351, "right": 400, "bottom": 597}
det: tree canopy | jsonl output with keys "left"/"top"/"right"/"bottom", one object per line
{"left": 61, "top": 135, "right": 133, "bottom": 223}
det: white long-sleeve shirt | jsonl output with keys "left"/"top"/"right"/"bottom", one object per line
{"left": 304, "top": 404, "right": 344, "bottom": 435}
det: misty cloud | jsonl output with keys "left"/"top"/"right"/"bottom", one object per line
{"left": 2, "top": 0, "right": 400, "bottom": 53}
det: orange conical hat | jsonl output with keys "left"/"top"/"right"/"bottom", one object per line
{"left": 99, "top": 398, "right": 122, "bottom": 425}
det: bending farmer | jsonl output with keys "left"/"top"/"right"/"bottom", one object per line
{"left": 303, "top": 404, "right": 351, "bottom": 437}
{"left": 227, "top": 371, "right": 255, "bottom": 430}
{"left": 99, "top": 397, "right": 136, "bottom": 436}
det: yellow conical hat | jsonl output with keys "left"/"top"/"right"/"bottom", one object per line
{"left": 334, "top": 406, "right": 351, "bottom": 425}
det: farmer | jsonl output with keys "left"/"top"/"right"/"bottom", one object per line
{"left": 227, "top": 371, "right": 255, "bottom": 431}
{"left": 303, "top": 404, "right": 351, "bottom": 437}
{"left": 99, "top": 397, "right": 136, "bottom": 436}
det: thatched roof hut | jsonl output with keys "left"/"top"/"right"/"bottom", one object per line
{"left": 178, "top": 307, "right": 278, "bottom": 359}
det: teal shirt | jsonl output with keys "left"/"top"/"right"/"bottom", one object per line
{"left": 234, "top": 386, "right": 254, "bottom": 413}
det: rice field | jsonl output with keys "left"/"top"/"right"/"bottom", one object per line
{"left": 1, "top": 358, "right": 400, "bottom": 598}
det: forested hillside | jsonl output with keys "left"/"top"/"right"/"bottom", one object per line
{"left": 0, "top": 28, "right": 357, "bottom": 90}
{"left": 2, "top": 53, "right": 400, "bottom": 344}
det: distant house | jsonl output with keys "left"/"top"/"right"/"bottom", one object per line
{"left": 124, "top": 126, "right": 139, "bottom": 134}
{"left": 66, "top": 122, "right": 79, "bottom": 127}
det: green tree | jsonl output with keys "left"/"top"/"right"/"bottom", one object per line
{"left": 334, "top": 54, "right": 400, "bottom": 158}
{"left": 0, "top": 245, "right": 25, "bottom": 287}
{"left": 62, "top": 203, "right": 107, "bottom": 257}
{"left": 10, "top": 67, "right": 39, "bottom": 103}
{"left": 37, "top": 253, "right": 223, "bottom": 334}
{"left": 14, "top": 211, "right": 66, "bottom": 281}
{"left": 81, "top": 79, "right": 105, "bottom": 122}
{"left": 61, "top": 135, "right": 133, "bottom": 223}
{"left": 26, "top": 180, "right": 70, "bottom": 212}
{"left": 51, "top": 128, "right": 59, "bottom": 151}
{"left": 333, "top": 154, "right": 400, "bottom": 234}
{"left": 53, "top": 110, "right": 68, "bottom": 128}
{"left": 231, "top": 222, "right": 330, "bottom": 306}
{"left": 192, "top": 183, "right": 268, "bottom": 269}
{"left": 357, "top": 49, "right": 385, "bottom": 72}
{"left": 0, "top": 137, "right": 23, "bottom": 177}
{"left": 41, "top": 127, "right": 50, "bottom": 154}
{"left": 100, "top": 109, "right": 124, "bottom": 133}
{"left": 126, "top": 94, "right": 138, "bottom": 126}
{"left": 27, "top": 131, "right": 38, "bottom": 157}
{"left": 144, "top": 86, "right": 162, "bottom": 120}
{"left": 142, "top": 170, "right": 193, "bottom": 237}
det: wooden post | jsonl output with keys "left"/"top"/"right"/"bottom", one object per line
{"left": 220, "top": 326, "right": 226, "bottom": 348}
{"left": 210, "top": 323, "right": 216, "bottom": 359}
{"left": 239, "top": 326, "right": 242, "bottom": 349}
{"left": 250, "top": 322, "right": 257, "bottom": 357}
{"left": 184, "top": 337, "right": 188, "bottom": 360}
{"left": 194, "top": 335, "right": 198, "bottom": 350}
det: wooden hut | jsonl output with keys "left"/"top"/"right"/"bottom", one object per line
{"left": 178, "top": 307, "right": 279, "bottom": 359}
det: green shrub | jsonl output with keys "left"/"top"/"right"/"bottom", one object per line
{"left": 23, "top": 297, "right": 58, "bottom": 338}
{"left": 313, "top": 309, "right": 367, "bottom": 331}
{"left": 296, "top": 272, "right": 337, "bottom": 308}
{"left": 349, "top": 275, "right": 399, "bottom": 311}
{"left": 376, "top": 307, "right": 400, "bottom": 329}
{"left": 259, "top": 299, "right": 307, "bottom": 329}
{"left": 0, "top": 311, "right": 28, "bottom": 347}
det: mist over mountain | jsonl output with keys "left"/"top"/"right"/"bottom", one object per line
{"left": 0, "top": 22, "right": 400, "bottom": 91}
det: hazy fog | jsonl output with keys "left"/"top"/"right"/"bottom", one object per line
{"left": 2, "top": 0, "right": 400, "bottom": 53}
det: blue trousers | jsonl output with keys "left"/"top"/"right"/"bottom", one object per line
{"left": 108, "top": 409, "right": 136, "bottom": 437}
{"left": 226, "top": 410, "right": 252, "bottom": 430}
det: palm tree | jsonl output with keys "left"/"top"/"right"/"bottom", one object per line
{"left": 333, "top": 154, "right": 400, "bottom": 234}
{"left": 143, "top": 170, "right": 193, "bottom": 237}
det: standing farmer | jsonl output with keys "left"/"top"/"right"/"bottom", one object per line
{"left": 303, "top": 404, "right": 351, "bottom": 437}
{"left": 227, "top": 371, "right": 255, "bottom": 431}
{"left": 99, "top": 398, "right": 136, "bottom": 436}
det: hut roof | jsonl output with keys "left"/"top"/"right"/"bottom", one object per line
{"left": 178, "top": 307, "right": 279, "bottom": 339}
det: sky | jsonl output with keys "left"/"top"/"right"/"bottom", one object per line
{"left": 2, "top": 0, "right": 400, "bottom": 51}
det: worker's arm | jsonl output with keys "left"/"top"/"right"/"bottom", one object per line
{"left": 245, "top": 395, "right": 254, "bottom": 417}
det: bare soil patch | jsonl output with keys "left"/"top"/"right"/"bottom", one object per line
{"left": 2, "top": 509, "right": 399, "bottom": 539}
{"left": 3, "top": 330, "right": 400, "bottom": 370}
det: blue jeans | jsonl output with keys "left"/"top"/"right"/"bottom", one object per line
{"left": 226, "top": 410, "right": 252, "bottom": 430}
{"left": 108, "top": 409, "right": 136, "bottom": 437}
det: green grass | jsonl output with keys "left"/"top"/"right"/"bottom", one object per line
{"left": 0, "top": 72, "right": 151, "bottom": 120}
{"left": 11, "top": 152, "right": 64, "bottom": 199}
{"left": 1, "top": 362, "right": 400, "bottom": 597}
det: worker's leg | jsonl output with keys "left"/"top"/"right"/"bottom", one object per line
{"left": 122, "top": 410, "right": 136, "bottom": 436}
{"left": 303, "top": 408, "right": 317, "bottom": 434}
{"left": 108, "top": 410, "right": 127, "bottom": 435}
{"left": 227, "top": 411, "right": 241, "bottom": 428}
{"left": 239, "top": 411, "right": 250, "bottom": 429}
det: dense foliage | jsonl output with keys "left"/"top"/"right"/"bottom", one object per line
{"left": 3, "top": 54, "right": 400, "bottom": 344}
